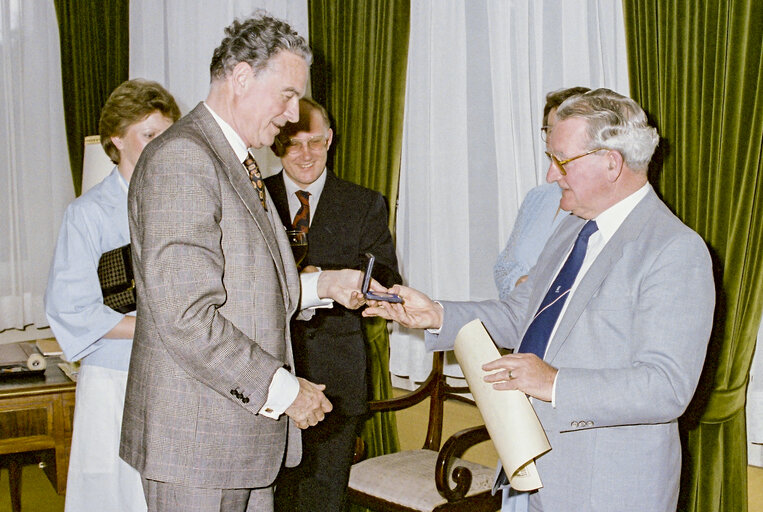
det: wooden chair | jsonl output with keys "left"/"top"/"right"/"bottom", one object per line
{"left": 347, "top": 352, "right": 501, "bottom": 511}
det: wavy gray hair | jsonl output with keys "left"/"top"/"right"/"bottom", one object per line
{"left": 209, "top": 11, "right": 312, "bottom": 82}
{"left": 555, "top": 88, "right": 659, "bottom": 172}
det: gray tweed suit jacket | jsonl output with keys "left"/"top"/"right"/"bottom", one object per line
{"left": 426, "top": 187, "right": 715, "bottom": 511}
{"left": 120, "top": 103, "right": 302, "bottom": 489}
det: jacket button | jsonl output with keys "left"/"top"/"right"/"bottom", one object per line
{"left": 230, "top": 389, "right": 236, "bottom": 396}
{"left": 242, "top": 397, "right": 250, "bottom": 404}
{"left": 571, "top": 421, "right": 578, "bottom": 428}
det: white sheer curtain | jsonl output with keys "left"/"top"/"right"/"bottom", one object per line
{"left": 749, "top": 312, "right": 763, "bottom": 467}
{"left": 390, "top": 0, "right": 630, "bottom": 385}
{"left": 129, "top": 0, "right": 308, "bottom": 175}
{"left": 0, "top": 0, "right": 72, "bottom": 332}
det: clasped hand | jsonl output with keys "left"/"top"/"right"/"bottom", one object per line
{"left": 285, "top": 378, "right": 333, "bottom": 429}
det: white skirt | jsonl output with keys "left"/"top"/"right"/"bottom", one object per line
{"left": 65, "top": 365, "right": 146, "bottom": 512}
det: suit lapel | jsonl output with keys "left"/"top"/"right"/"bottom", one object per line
{"left": 544, "top": 190, "right": 659, "bottom": 362}
{"left": 190, "top": 104, "right": 294, "bottom": 310}
{"left": 265, "top": 172, "right": 293, "bottom": 229}
{"left": 309, "top": 170, "right": 339, "bottom": 239}
{"left": 524, "top": 217, "right": 584, "bottom": 331}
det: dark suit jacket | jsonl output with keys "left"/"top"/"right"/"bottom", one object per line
{"left": 265, "top": 170, "right": 401, "bottom": 416}
{"left": 121, "top": 103, "right": 301, "bottom": 489}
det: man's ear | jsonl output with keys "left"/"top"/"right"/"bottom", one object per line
{"left": 326, "top": 128, "right": 334, "bottom": 150}
{"left": 606, "top": 150, "right": 625, "bottom": 182}
{"left": 231, "top": 61, "right": 253, "bottom": 91}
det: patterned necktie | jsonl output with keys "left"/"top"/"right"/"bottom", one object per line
{"left": 243, "top": 153, "right": 267, "bottom": 211}
{"left": 518, "top": 220, "right": 599, "bottom": 358}
{"left": 292, "top": 190, "right": 311, "bottom": 233}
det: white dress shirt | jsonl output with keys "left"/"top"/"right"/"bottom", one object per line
{"left": 282, "top": 166, "right": 327, "bottom": 224}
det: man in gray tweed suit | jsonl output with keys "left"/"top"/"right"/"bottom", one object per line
{"left": 120, "top": 13, "right": 366, "bottom": 512}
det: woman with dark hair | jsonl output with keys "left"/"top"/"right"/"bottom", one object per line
{"left": 45, "top": 78, "right": 180, "bottom": 511}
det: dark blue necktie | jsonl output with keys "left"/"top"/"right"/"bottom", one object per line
{"left": 518, "top": 220, "right": 598, "bottom": 358}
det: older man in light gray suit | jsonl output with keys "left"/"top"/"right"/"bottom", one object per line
{"left": 121, "top": 13, "right": 367, "bottom": 512}
{"left": 365, "top": 89, "right": 715, "bottom": 512}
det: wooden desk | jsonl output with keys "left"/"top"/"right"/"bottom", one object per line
{"left": 0, "top": 358, "right": 75, "bottom": 511}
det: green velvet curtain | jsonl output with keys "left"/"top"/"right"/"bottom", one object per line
{"left": 307, "top": 0, "right": 411, "bottom": 466}
{"left": 623, "top": 1, "right": 763, "bottom": 510}
{"left": 54, "top": 0, "right": 129, "bottom": 196}
{"left": 308, "top": 0, "right": 410, "bottom": 232}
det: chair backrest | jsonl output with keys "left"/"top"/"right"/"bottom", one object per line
{"left": 81, "top": 135, "right": 114, "bottom": 194}
{"left": 368, "top": 351, "right": 475, "bottom": 452}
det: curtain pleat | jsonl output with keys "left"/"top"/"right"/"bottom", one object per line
{"left": 54, "top": 0, "right": 129, "bottom": 196}
{"left": 307, "top": 0, "right": 411, "bottom": 477}
{"left": 623, "top": 1, "right": 763, "bottom": 510}
{"left": 308, "top": 0, "right": 410, "bottom": 231}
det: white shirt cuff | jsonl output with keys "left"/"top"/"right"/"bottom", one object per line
{"left": 259, "top": 367, "right": 299, "bottom": 419}
{"left": 426, "top": 301, "right": 444, "bottom": 334}
{"left": 551, "top": 370, "right": 558, "bottom": 407}
{"left": 299, "top": 270, "right": 333, "bottom": 310}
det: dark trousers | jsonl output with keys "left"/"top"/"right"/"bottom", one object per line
{"left": 275, "top": 413, "right": 363, "bottom": 512}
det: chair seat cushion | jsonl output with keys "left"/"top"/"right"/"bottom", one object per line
{"left": 348, "top": 449, "right": 496, "bottom": 511}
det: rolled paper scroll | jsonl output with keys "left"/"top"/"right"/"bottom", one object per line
{"left": 454, "top": 319, "right": 551, "bottom": 491}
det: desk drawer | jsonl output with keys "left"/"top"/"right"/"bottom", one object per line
{"left": 0, "top": 395, "right": 56, "bottom": 455}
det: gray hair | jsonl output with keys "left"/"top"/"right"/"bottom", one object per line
{"left": 209, "top": 11, "right": 312, "bottom": 81}
{"left": 555, "top": 88, "right": 659, "bottom": 172}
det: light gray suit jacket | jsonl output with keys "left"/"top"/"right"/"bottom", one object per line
{"left": 120, "top": 103, "right": 302, "bottom": 489}
{"left": 427, "top": 188, "right": 715, "bottom": 511}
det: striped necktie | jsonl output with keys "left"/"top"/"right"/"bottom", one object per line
{"left": 243, "top": 152, "right": 267, "bottom": 211}
{"left": 292, "top": 190, "right": 311, "bottom": 233}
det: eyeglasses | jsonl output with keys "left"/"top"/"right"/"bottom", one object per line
{"left": 545, "top": 148, "right": 607, "bottom": 176}
{"left": 284, "top": 135, "right": 328, "bottom": 154}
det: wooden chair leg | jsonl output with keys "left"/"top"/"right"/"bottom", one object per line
{"left": 8, "top": 455, "right": 22, "bottom": 512}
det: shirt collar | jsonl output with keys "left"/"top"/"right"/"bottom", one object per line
{"left": 592, "top": 182, "right": 651, "bottom": 243}
{"left": 282, "top": 168, "right": 327, "bottom": 202}
{"left": 203, "top": 102, "right": 249, "bottom": 162}
{"left": 115, "top": 166, "right": 129, "bottom": 194}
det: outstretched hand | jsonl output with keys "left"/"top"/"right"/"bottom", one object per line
{"left": 362, "top": 285, "right": 444, "bottom": 330}
{"left": 316, "top": 269, "right": 367, "bottom": 310}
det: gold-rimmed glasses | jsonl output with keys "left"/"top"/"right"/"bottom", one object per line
{"left": 545, "top": 148, "right": 607, "bottom": 176}
{"left": 283, "top": 135, "right": 329, "bottom": 155}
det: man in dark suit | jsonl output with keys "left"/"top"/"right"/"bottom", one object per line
{"left": 122, "top": 14, "right": 368, "bottom": 512}
{"left": 265, "top": 98, "right": 402, "bottom": 511}
{"left": 365, "top": 89, "right": 715, "bottom": 512}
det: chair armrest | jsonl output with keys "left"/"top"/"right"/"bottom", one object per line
{"left": 435, "top": 425, "right": 493, "bottom": 501}
{"left": 367, "top": 365, "right": 439, "bottom": 413}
